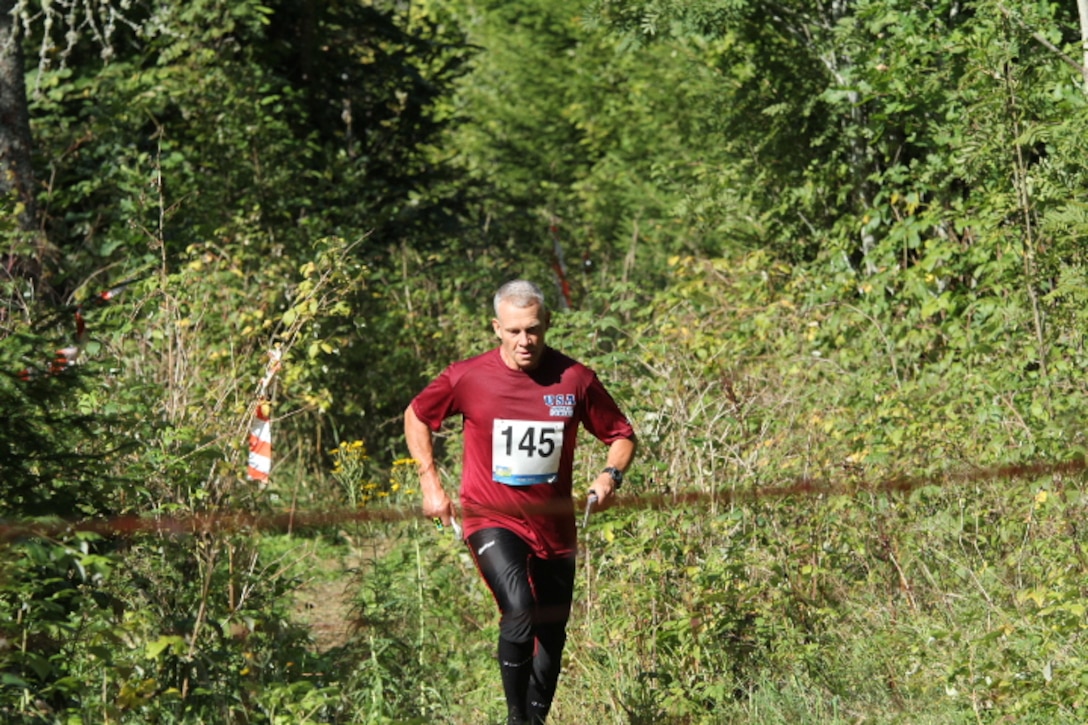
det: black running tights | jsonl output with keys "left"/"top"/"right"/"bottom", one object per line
{"left": 467, "top": 527, "right": 576, "bottom": 725}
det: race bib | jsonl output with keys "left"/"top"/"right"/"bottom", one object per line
{"left": 492, "top": 419, "right": 565, "bottom": 485}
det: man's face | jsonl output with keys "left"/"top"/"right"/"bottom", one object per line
{"left": 493, "top": 300, "right": 548, "bottom": 371}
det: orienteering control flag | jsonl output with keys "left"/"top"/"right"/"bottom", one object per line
{"left": 247, "top": 349, "right": 281, "bottom": 482}
{"left": 247, "top": 400, "right": 273, "bottom": 481}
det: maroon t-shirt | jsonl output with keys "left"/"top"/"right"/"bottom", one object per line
{"left": 410, "top": 347, "right": 634, "bottom": 558}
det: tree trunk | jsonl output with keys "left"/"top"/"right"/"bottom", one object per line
{"left": 0, "top": 0, "right": 36, "bottom": 230}
{"left": 0, "top": 0, "right": 49, "bottom": 291}
{"left": 1079, "top": 0, "right": 1088, "bottom": 94}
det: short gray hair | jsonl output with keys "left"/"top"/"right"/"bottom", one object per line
{"left": 494, "top": 279, "right": 547, "bottom": 316}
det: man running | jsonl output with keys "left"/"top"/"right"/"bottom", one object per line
{"left": 404, "top": 279, "right": 637, "bottom": 724}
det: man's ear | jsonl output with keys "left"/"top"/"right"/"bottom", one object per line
{"left": 491, "top": 317, "right": 501, "bottom": 338}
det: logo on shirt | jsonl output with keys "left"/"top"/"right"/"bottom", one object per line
{"left": 543, "top": 394, "right": 575, "bottom": 418}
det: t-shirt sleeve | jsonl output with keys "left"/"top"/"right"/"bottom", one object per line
{"left": 581, "top": 372, "right": 635, "bottom": 444}
{"left": 410, "top": 366, "right": 459, "bottom": 431}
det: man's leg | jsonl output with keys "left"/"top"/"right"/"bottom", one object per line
{"left": 467, "top": 528, "right": 536, "bottom": 725}
{"left": 526, "top": 554, "right": 576, "bottom": 724}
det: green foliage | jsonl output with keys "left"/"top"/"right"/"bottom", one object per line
{"left": 88, "top": 530, "right": 332, "bottom": 725}
{"left": 0, "top": 279, "right": 155, "bottom": 523}
{"left": 438, "top": 0, "right": 760, "bottom": 298}
{"left": 337, "top": 531, "right": 479, "bottom": 723}
{"left": 27, "top": 0, "right": 476, "bottom": 296}
{"left": 0, "top": 206, "right": 367, "bottom": 723}
{"left": 0, "top": 352, "right": 122, "bottom": 517}
{"left": 0, "top": 534, "right": 122, "bottom": 720}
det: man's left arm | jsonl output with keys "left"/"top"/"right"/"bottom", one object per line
{"left": 587, "top": 435, "right": 637, "bottom": 511}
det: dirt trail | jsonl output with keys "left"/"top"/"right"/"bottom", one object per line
{"left": 292, "top": 567, "right": 355, "bottom": 651}
{"left": 290, "top": 538, "right": 392, "bottom": 652}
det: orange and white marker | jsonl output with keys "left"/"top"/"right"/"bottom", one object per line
{"left": 247, "top": 400, "right": 273, "bottom": 482}
{"left": 246, "top": 348, "right": 282, "bottom": 482}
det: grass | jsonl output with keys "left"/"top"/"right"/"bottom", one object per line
{"left": 260, "top": 466, "right": 1088, "bottom": 723}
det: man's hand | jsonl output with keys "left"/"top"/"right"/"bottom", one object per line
{"left": 421, "top": 472, "right": 454, "bottom": 526}
{"left": 587, "top": 438, "right": 636, "bottom": 513}
{"left": 588, "top": 472, "right": 617, "bottom": 511}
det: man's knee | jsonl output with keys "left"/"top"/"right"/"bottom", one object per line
{"left": 499, "top": 608, "right": 534, "bottom": 644}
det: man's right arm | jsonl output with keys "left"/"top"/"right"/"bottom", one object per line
{"left": 404, "top": 403, "right": 453, "bottom": 525}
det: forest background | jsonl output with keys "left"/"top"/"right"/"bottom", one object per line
{"left": 3, "top": 0, "right": 1088, "bottom": 722}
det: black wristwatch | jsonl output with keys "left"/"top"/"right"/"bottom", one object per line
{"left": 603, "top": 466, "right": 624, "bottom": 489}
